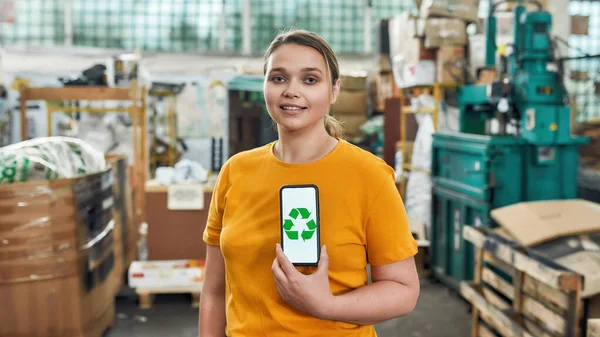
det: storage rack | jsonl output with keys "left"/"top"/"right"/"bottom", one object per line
{"left": 18, "top": 80, "right": 149, "bottom": 224}
{"left": 397, "top": 83, "right": 458, "bottom": 197}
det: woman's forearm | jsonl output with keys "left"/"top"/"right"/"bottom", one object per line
{"left": 323, "top": 280, "right": 419, "bottom": 326}
{"left": 199, "top": 291, "right": 226, "bottom": 337}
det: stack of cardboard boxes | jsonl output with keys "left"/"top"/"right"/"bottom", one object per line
{"left": 372, "top": 19, "right": 395, "bottom": 113}
{"left": 331, "top": 72, "right": 369, "bottom": 138}
{"left": 0, "top": 168, "right": 119, "bottom": 337}
{"left": 388, "top": 0, "right": 478, "bottom": 88}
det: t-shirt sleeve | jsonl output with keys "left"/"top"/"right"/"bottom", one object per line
{"left": 203, "top": 159, "right": 232, "bottom": 246}
{"left": 365, "top": 169, "right": 418, "bottom": 266}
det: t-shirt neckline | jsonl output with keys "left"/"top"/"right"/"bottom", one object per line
{"left": 267, "top": 137, "right": 345, "bottom": 168}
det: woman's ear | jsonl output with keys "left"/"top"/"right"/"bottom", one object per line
{"left": 330, "top": 78, "right": 341, "bottom": 104}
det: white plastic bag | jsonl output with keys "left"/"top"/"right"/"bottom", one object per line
{"left": 0, "top": 137, "right": 106, "bottom": 183}
{"left": 404, "top": 98, "right": 436, "bottom": 238}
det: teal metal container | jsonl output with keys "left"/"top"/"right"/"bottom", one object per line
{"left": 432, "top": 132, "right": 586, "bottom": 204}
{"left": 432, "top": 132, "right": 525, "bottom": 207}
{"left": 522, "top": 143, "right": 584, "bottom": 200}
{"left": 431, "top": 185, "right": 493, "bottom": 289}
{"left": 430, "top": 131, "right": 587, "bottom": 289}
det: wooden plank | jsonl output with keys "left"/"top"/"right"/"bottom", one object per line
{"left": 480, "top": 310, "right": 514, "bottom": 337}
{"left": 484, "top": 251, "right": 516, "bottom": 278}
{"left": 522, "top": 294, "right": 566, "bottom": 336}
{"left": 478, "top": 323, "right": 496, "bottom": 337}
{"left": 513, "top": 271, "right": 524, "bottom": 313}
{"left": 523, "top": 317, "right": 561, "bottom": 337}
{"left": 482, "top": 267, "right": 514, "bottom": 300}
{"left": 482, "top": 287, "right": 511, "bottom": 311}
{"left": 134, "top": 285, "right": 202, "bottom": 294}
{"left": 572, "top": 285, "right": 584, "bottom": 337}
{"left": 136, "top": 285, "right": 202, "bottom": 310}
{"left": 475, "top": 248, "right": 484, "bottom": 283}
{"left": 479, "top": 308, "right": 531, "bottom": 337}
{"left": 463, "top": 226, "right": 581, "bottom": 292}
{"left": 22, "top": 86, "right": 132, "bottom": 101}
{"left": 472, "top": 248, "right": 484, "bottom": 337}
{"left": 461, "top": 282, "right": 534, "bottom": 337}
{"left": 522, "top": 274, "right": 570, "bottom": 312}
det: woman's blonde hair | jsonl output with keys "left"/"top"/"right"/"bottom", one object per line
{"left": 263, "top": 28, "right": 344, "bottom": 138}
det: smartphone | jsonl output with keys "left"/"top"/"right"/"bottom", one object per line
{"left": 279, "top": 184, "right": 320, "bottom": 266}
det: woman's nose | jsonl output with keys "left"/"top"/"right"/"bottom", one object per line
{"left": 283, "top": 80, "right": 301, "bottom": 98}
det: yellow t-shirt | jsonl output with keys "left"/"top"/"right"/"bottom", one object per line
{"left": 203, "top": 139, "right": 418, "bottom": 337}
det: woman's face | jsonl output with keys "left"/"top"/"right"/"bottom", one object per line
{"left": 264, "top": 43, "right": 339, "bottom": 134}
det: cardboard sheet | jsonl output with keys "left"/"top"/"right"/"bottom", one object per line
{"left": 491, "top": 199, "right": 600, "bottom": 247}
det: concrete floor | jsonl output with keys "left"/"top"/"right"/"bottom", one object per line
{"left": 105, "top": 278, "right": 471, "bottom": 337}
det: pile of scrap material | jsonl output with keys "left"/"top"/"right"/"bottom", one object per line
{"left": 575, "top": 117, "right": 600, "bottom": 171}
{"left": 0, "top": 137, "right": 106, "bottom": 183}
{"left": 462, "top": 199, "right": 600, "bottom": 337}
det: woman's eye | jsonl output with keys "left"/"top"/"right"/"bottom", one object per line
{"left": 305, "top": 77, "right": 318, "bottom": 84}
{"left": 271, "top": 76, "right": 285, "bottom": 83}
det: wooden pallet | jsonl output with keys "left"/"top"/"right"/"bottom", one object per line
{"left": 136, "top": 285, "right": 202, "bottom": 309}
{"left": 461, "top": 226, "right": 586, "bottom": 337}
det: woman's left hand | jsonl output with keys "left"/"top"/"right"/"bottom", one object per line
{"left": 272, "top": 244, "right": 334, "bottom": 319}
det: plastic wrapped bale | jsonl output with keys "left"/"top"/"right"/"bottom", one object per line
{"left": 405, "top": 96, "right": 435, "bottom": 238}
{"left": 0, "top": 137, "right": 106, "bottom": 184}
{"left": 0, "top": 165, "right": 117, "bottom": 337}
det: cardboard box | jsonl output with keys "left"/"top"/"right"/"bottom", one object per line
{"left": 492, "top": 12, "right": 515, "bottom": 37}
{"left": 389, "top": 12, "right": 436, "bottom": 63}
{"left": 338, "top": 114, "right": 368, "bottom": 137}
{"left": 0, "top": 169, "right": 118, "bottom": 337}
{"left": 375, "top": 72, "right": 394, "bottom": 112}
{"left": 420, "top": 0, "right": 479, "bottom": 23}
{"left": 476, "top": 67, "right": 496, "bottom": 84}
{"left": 396, "top": 141, "right": 415, "bottom": 168}
{"left": 388, "top": 12, "right": 411, "bottom": 59}
{"left": 145, "top": 184, "right": 214, "bottom": 260}
{"left": 491, "top": 199, "right": 600, "bottom": 247}
{"left": 415, "top": 18, "right": 427, "bottom": 38}
{"left": 392, "top": 60, "right": 436, "bottom": 89}
{"left": 491, "top": 199, "right": 600, "bottom": 316}
{"left": 331, "top": 90, "right": 368, "bottom": 116}
{"left": 437, "top": 46, "right": 466, "bottom": 84}
{"left": 424, "top": 18, "right": 467, "bottom": 48}
{"left": 492, "top": 0, "right": 546, "bottom": 11}
{"left": 340, "top": 72, "right": 368, "bottom": 91}
{"left": 467, "top": 34, "right": 513, "bottom": 76}
{"left": 572, "top": 15, "right": 590, "bottom": 36}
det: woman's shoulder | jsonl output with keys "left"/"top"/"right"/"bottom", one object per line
{"left": 339, "top": 140, "right": 395, "bottom": 179}
{"left": 221, "top": 142, "right": 273, "bottom": 171}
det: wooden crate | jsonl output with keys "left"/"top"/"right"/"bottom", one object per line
{"left": 461, "top": 226, "right": 586, "bottom": 337}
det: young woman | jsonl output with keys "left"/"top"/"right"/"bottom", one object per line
{"left": 199, "top": 29, "right": 420, "bottom": 337}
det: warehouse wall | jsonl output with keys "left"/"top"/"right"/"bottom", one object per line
{"left": 0, "top": 46, "right": 375, "bottom": 171}
{"left": 0, "top": 46, "right": 374, "bottom": 76}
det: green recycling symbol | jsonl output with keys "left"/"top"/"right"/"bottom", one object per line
{"left": 283, "top": 208, "right": 316, "bottom": 241}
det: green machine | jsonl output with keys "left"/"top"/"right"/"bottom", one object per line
{"left": 431, "top": 0, "right": 588, "bottom": 289}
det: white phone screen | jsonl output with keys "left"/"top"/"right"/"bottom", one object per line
{"left": 279, "top": 185, "right": 320, "bottom": 266}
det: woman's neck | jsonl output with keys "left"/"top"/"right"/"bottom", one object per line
{"left": 274, "top": 125, "right": 338, "bottom": 164}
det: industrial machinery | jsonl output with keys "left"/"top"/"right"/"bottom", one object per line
{"left": 431, "top": 0, "right": 589, "bottom": 289}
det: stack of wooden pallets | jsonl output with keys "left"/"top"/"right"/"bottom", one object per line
{"left": 461, "top": 226, "right": 590, "bottom": 337}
